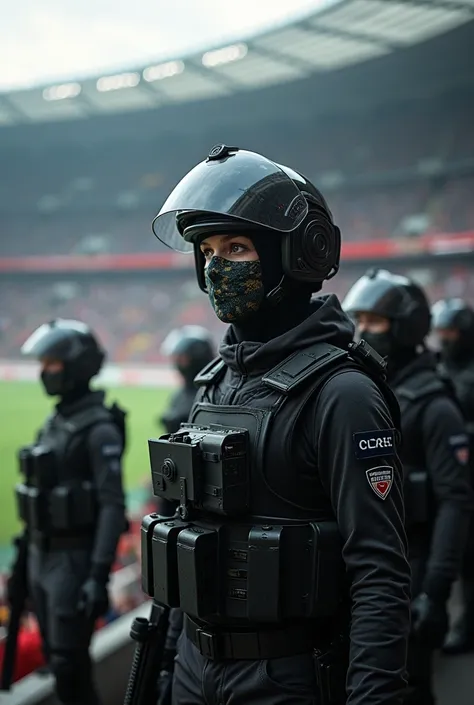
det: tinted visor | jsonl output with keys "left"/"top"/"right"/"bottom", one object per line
{"left": 161, "top": 326, "right": 212, "bottom": 356}
{"left": 343, "top": 276, "right": 404, "bottom": 318}
{"left": 152, "top": 149, "right": 308, "bottom": 253}
{"left": 21, "top": 321, "right": 90, "bottom": 360}
{"left": 431, "top": 300, "right": 465, "bottom": 329}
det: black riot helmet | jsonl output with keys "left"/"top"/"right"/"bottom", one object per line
{"left": 21, "top": 319, "right": 105, "bottom": 396}
{"left": 342, "top": 269, "right": 431, "bottom": 348}
{"left": 432, "top": 298, "right": 474, "bottom": 362}
{"left": 152, "top": 145, "right": 341, "bottom": 297}
{"left": 161, "top": 326, "right": 215, "bottom": 385}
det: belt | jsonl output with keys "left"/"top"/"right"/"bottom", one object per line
{"left": 184, "top": 615, "right": 315, "bottom": 660}
{"left": 30, "top": 532, "right": 94, "bottom": 552}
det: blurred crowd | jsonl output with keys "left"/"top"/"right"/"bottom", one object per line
{"left": 1, "top": 263, "right": 473, "bottom": 362}
{"left": 0, "top": 274, "right": 225, "bottom": 362}
{"left": 0, "top": 91, "right": 473, "bottom": 257}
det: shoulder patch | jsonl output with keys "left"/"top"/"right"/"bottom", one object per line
{"left": 455, "top": 447, "right": 469, "bottom": 465}
{"left": 448, "top": 434, "right": 470, "bottom": 465}
{"left": 366, "top": 466, "right": 393, "bottom": 500}
{"left": 353, "top": 429, "right": 396, "bottom": 460}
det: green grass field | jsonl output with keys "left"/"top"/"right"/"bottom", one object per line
{"left": 0, "top": 380, "right": 174, "bottom": 548}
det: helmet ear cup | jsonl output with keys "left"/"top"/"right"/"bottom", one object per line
{"left": 391, "top": 294, "right": 431, "bottom": 347}
{"left": 457, "top": 308, "right": 474, "bottom": 331}
{"left": 282, "top": 206, "right": 340, "bottom": 287}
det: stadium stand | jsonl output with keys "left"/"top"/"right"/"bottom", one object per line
{"left": 1, "top": 89, "right": 474, "bottom": 256}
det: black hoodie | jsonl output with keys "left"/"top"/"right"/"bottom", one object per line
{"left": 199, "top": 295, "right": 411, "bottom": 705}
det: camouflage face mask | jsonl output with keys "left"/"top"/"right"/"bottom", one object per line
{"left": 204, "top": 257, "right": 265, "bottom": 323}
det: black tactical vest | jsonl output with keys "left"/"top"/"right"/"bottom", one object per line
{"left": 142, "top": 341, "right": 400, "bottom": 625}
{"left": 395, "top": 368, "right": 449, "bottom": 527}
{"left": 15, "top": 403, "right": 114, "bottom": 535}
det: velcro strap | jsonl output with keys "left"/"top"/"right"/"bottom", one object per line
{"left": 194, "top": 357, "right": 226, "bottom": 386}
{"left": 262, "top": 342, "right": 348, "bottom": 395}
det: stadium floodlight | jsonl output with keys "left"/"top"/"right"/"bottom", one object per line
{"left": 96, "top": 72, "right": 141, "bottom": 92}
{"left": 143, "top": 60, "right": 185, "bottom": 82}
{"left": 201, "top": 43, "right": 248, "bottom": 68}
{"left": 42, "top": 83, "right": 82, "bottom": 101}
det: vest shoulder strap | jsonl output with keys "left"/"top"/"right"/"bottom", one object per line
{"left": 396, "top": 372, "right": 446, "bottom": 403}
{"left": 194, "top": 357, "right": 227, "bottom": 387}
{"left": 262, "top": 342, "right": 348, "bottom": 395}
{"left": 62, "top": 406, "right": 113, "bottom": 437}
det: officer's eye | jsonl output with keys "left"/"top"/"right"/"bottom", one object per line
{"left": 229, "top": 243, "right": 247, "bottom": 255}
{"left": 201, "top": 247, "right": 213, "bottom": 259}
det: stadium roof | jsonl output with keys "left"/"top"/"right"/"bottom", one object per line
{"left": 1, "top": 0, "right": 473, "bottom": 126}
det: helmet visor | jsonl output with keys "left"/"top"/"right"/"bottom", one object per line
{"left": 342, "top": 276, "right": 404, "bottom": 319}
{"left": 431, "top": 299, "right": 466, "bottom": 329}
{"left": 152, "top": 149, "right": 308, "bottom": 253}
{"left": 21, "top": 321, "right": 90, "bottom": 359}
{"left": 161, "top": 326, "right": 213, "bottom": 356}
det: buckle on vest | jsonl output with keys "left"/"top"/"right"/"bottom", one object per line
{"left": 196, "top": 628, "right": 221, "bottom": 659}
{"left": 349, "top": 340, "right": 387, "bottom": 375}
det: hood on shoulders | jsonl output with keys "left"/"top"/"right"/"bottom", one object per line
{"left": 219, "top": 294, "right": 355, "bottom": 375}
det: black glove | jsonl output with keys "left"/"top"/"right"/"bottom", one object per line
{"left": 157, "top": 648, "right": 176, "bottom": 705}
{"left": 77, "top": 577, "right": 109, "bottom": 621}
{"left": 411, "top": 592, "right": 449, "bottom": 647}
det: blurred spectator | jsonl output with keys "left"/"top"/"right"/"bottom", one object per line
{"left": 1, "top": 263, "right": 473, "bottom": 362}
{"left": 0, "top": 612, "right": 45, "bottom": 683}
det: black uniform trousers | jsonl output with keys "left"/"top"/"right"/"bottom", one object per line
{"left": 172, "top": 631, "right": 328, "bottom": 705}
{"left": 28, "top": 545, "right": 100, "bottom": 705}
{"left": 405, "top": 537, "right": 435, "bottom": 705}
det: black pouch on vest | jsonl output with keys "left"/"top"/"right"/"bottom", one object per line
{"left": 49, "top": 482, "right": 97, "bottom": 531}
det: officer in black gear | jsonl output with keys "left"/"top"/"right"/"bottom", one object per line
{"left": 432, "top": 298, "right": 474, "bottom": 654}
{"left": 343, "top": 270, "right": 473, "bottom": 705}
{"left": 159, "top": 325, "right": 215, "bottom": 435}
{"left": 155, "top": 326, "right": 215, "bottom": 704}
{"left": 142, "top": 146, "right": 411, "bottom": 705}
{"left": 15, "top": 319, "right": 127, "bottom": 705}
{"left": 157, "top": 326, "right": 215, "bottom": 521}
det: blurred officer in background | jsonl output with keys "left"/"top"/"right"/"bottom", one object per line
{"left": 432, "top": 298, "right": 474, "bottom": 654}
{"left": 344, "top": 270, "right": 473, "bottom": 705}
{"left": 146, "top": 145, "right": 411, "bottom": 705}
{"left": 11, "top": 319, "right": 127, "bottom": 705}
{"left": 155, "top": 326, "right": 215, "bottom": 704}
{"left": 159, "top": 325, "right": 215, "bottom": 435}
{"left": 156, "top": 325, "right": 215, "bottom": 519}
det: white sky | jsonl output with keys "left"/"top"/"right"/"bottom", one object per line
{"left": 0, "top": 0, "right": 332, "bottom": 91}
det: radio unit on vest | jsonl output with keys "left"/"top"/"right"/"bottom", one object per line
{"left": 148, "top": 423, "right": 250, "bottom": 518}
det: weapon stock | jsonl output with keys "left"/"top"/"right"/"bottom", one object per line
{"left": 1, "top": 532, "right": 29, "bottom": 691}
{"left": 124, "top": 601, "right": 170, "bottom": 705}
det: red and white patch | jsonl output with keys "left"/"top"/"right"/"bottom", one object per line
{"left": 366, "top": 466, "right": 393, "bottom": 500}
{"left": 455, "top": 447, "right": 469, "bottom": 466}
